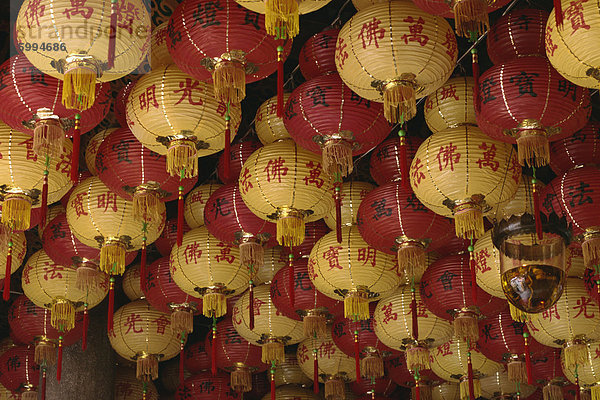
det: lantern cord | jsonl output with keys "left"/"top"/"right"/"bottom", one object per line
{"left": 471, "top": 48, "right": 480, "bottom": 112}
{"left": 329, "top": 0, "right": 352, "bottom": 27}
{"left": 107, "top": 277, "right": 115, "bottom": 333}
{"left": 179, "top": 333, "right": 186, "bottom": 386}
{"left": 70, "top": 114, "right": 81, "bottom": 183}
{"left": 223, "top": 103, "right": 231, "bottom": 181}
{"left": 523, "top": 330, "right": 533, "bottom": 385}
{"left": 468, "top": 240, "right": 477, "bottom": 304}
{"left": 414, "top": 368, "right": 421, "bottom": 400}
{"left": 41, "top": 367, "right": 47, "bottom": 400}
{"left": 410, "top": 278, "right": 419, "bottom": 340}
{"left": 40, "top": 155, "right": 50, "bottom": 229}
{"left": 531, "top": 170, "right": 543, "bottom": 240}
{"left": 107, "top": 0, "right": 118, "bottom": 69}
{"left": 56, "top": 336, "right": 63, "bottom": 381}
{"left": 288, "top": 252, "right": 295, "bottom": 308}
{"left": 143, "top": 382, "right": 147, "bottom": 400}
{"left": 516, "top": 382, "right": 521, "bottom": 400}
{"left": 576, "top": 365, "right": 581, "bottom": 400}
{"left": 277, "top": 45, "right": 285, "bottom": 117}
{"left": 398, "top": 121, "right": 410, "bottom": 190}
{"left": 334, "top": 172, "right": 342, "bottom": 243}
{"left": 211, "top": 317, "right": 217, "bottom": 376}
{"left": 270, "top": 361, "right": 276, "bottom": 400}
{"left": 313, "top": 347, "right": 319, "bottom": 394}
{"left": 140, "top": 221, "right": 148, "bottom": 293}
{"left": 553, "top": 0, "right": 563, "bottom": 28}
{"left": 177, "top": 169, "right": 185, "bottom": 247}
{"left": 354, "top": 319, "right": 362, "bottom": 384}
{"left": 82, "top": 303, "right": 88, "bottom": 351}
{"left": 249, "top": 271, "right": 255, "bottom": 330}
{"left": 467, "top": 340, "right": 475, "bottom": 400}
{"left": 3, "top": 236, "right": 12, "bottom": 301}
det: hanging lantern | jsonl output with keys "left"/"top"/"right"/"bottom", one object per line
{"left": 549, "top": 121, "right": 600, "bottom": 176}
{"left": 271, "top": 257, "right": 342, "bottom": 339}
{"left": 410, "top": 125, "right": 520, "bottom": 240}
{"left": 541, "top": 166, "right": 600, "bottom": 269}
{"left": 476, "top": 56, "right": 590, "bottom": 167}
{"left": 15, "top": 0, "right": 150, "bottom": 111}
{"left": 421, "top": 253, "right": 507, "bottom": 344}
{"left": 206, "top": 314, "right": 268, "bottom": 393}
{"left": 66, "top": 176, "right": 165, "bottom": 276}
{"left": 479, "top": 371, "right": 537, "bottom": 399}
{"left": 309, "top": 225, "right": 401, "bottom": 321}
{"left": 373, "top": 285, "right": 454, "bottom": 374}
{"left": 0, "top": 54, "right": 110, "bottom": 158}
{"left": 274, "top": 350, "right": 313, "bottom": 387}
{"left": 255, "top": 94, "right": 292, "bottom": 146}
{"left": 231, "top": 283, "right": 304, "bottom": 365}
{"left": 170, "top": 226, "right": 247, "bottom": 318}
{"left": 299, "top": 28, "right": 340, "bottom": 80}
{"left": 424, "top": 77, "right": 477, "bottom": 134}
{"left": 335, "top": 0, "right": 457, "bottom": 123}
{"left": 386, "top": 355, "right": 440, "bottom": 392}
{"left": 122, "top": 264, "right": 144, "bottom": 302}
{"left": 531, "top": 348, "right": 569, "bottom": 400}
{"left": 283, "top": 73, "right": 389, "bottom": 177}
{"left": 114, "top": 366, "right": 159, "bottom": 400}
{"left": 154, "top": 217, "right": 191, "bottom": 257}
{"left": 184, "top": 183, "right": 223, "bottom": 229}
{"left": 22, "top": 249, "right": 109, "bottom": 332}
{"left": 239, "top": 139, "right": 334, "bottom": 247}
{"left": 217, "top": 140, "right": 263, "bottom": 185}
{"left": 175, "top": 371, "right": 239, "bottom": 400}
{"left": 430, "top": 338, "right": 503, "bottom": 400}
{"left": 527, "top": 278, "right": 600, "bottom": 371}
{"left": 85, "top": 128, "right": 116, "bottom": 176}
{"left": 324, "top": 181, "right": 373, "bottom": 231}
{"left": 125, "top": 64, "right": 242, "bottom": 178}
{"left": 350, "top": 377, "right": 397, "bottom": 398}
{"left": 262, "top": 385, "right": 321, "bottom": 400}
{"left": 357, "top": 181, "right": 453, "bottom": 282}
{"left": 184, "top": 341, "right": 212, "bottom": 374}
{"left": 561, "top": 343, "right": 600, "bottom": 400}
{"left": 297, "top": 328, "right": 357, "bottom": 400}
{"left": 149, "top": 22, "right": 172, "bottom": 70}
{"left": 168, "top": 0, "right": 292, "bottom": 105}
{"left": 285, "top": 219, "right": 330, "bottom": 259}
{"left": 110, "top": 299, "right": 182, "bottom": 381}
{"left": 473, "top": 229, "right": 504, "bottom": 299}
{"left": 254, "top": 246, "right": 288, "bottom": 286}
{"left": 369, "top": 136, "right": 423, "bottom": 187}
{"left": 0, "top": 345, "right": 40, "bottom": 400}
{"left": 160, "top": 358, "right": 192, "bottom": 393}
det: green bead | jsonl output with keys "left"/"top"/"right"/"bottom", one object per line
{"left": 468, "top": 245, "right": 474, "bottom": 252}
{"left": 531, "top": 178, "right": 537, "bottom": 184}
{"left": 471, "top": 48, "right": 477, "bottom": 55}
{"left": 523, "top": 332, "right": 529, "bottom": 338}
{"left": 277, "top": 45, "right": 284, "bottom": 52}
{"left": 75, "top": 113, "right": 81, "bottom": 120}
{"left": 398, "top": 130, "right": 406, "bottom": 137}
{"left": 7, "top": 242, "right": 12, "bottom": 247}
{"left": 110, "top": 277, "right": 115, "bottom": 283}
{"left": 225, "top": 115, "right": 231, "bottom": 122}
{"left": 43, "top": 170, "right": 49, "bottom": 176}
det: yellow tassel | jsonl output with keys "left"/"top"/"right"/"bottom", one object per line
{"left": 239, "top": 240, "right": 264, "bottom": 270}
{"left": 543, "top": 383, "right": 564, "bottom": 400}
{"left": 452, "top": 0, "right": 489, "bottom": 37}
{"left": 136, "top": 354, "right": 159, "bottom": 381}
{"left": 75, "top": 263, "right": 100, "bottom": 292}
{"left": 167, "top": 139, "right": 198, "bottom": 178}
{"left": 453, "top": 203, "right": 484, "bottom": 240}
{"left": 344, "top": 292, "right": 370, "bottom": 320}
{"left": 516, "top": 129, "right": 550, "bottom": 167}
{"left": 303, "top": 313, "right": 328, "bottom": 338}
{"left": 405, "top": 345, "right": 430, "bottom": 371}
{"left": 383, "top": 82, "right": 416, "bottom": 123}
{"left": 21, "top": 391, "right": 37, "bottom": 400}
{"left": 397, "top": 241, "right": 426, "bottom": 281}
{"left": 171, "top": 308, "right": 194, "bottom": 334}
{"left": 507, "top": 360, "right": 527, "bottom": 383}
{"left": 582, "top": 230, "right": 600, "bottom": 269}
{"left": 324, "top": 377, "right": 345, "bottom": 400}
{"left": 591, "top": 386, "right": 600, "bottom": 400}
{"left": 563, "top": 343, "right": 589, "bottom": 369}
{"left": 213, "top": 60, "right": 246, "bottom": 104}
{"left": 509, "top": 303, "right": 536, "bottom": 323}
{"left": 202, "top": 292, "right": 227, "bottom": 318}
{"left": 265, "top": 0, "right": 299, "bottom": 39}
{"left": 62, "top": 65, "right": 97, "bottom": 111}
{"left": 262, "top": 341, "right": 285, "bottom": 364}
{"left": 35, "top": 340, "right": 57, "bottom": 367}
{"left": 33, "top": 118, "right": 65, "bottom": 158}
{"left": 231, "top": 365, "right": 252, "bottom": 393}
{"left": 322, "top": 140, "right": 354, "bottom": 177}
{"left": 277, "top": 214, "right": 305, "bottom": 247}
{"left": 361, "top": 353, "right": 384, "bottom": 379}
{"left": 51, "top": 299, "right": 75, "bottom": 332}
{"left": 459, "top": 378, "right": 481, "bottom": 400}
{"left": 453, "top": 312, "right": 479, "bottom": 343}
{"left": 133, "top": 189, "right": 162, "bottom": 222}
{"left": 100, "top": 240, "right": 126, "bottom": 275}
{"left": 1, "top": 193, "right": 32, "bottom": 231}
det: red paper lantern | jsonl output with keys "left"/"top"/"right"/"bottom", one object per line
{"left": 60, "top": 171, "right": 92, "bottom": 208}
{"left": 0, "top": 345, "right": 40, "bottom": 398}
{"left": 205, "top": 315, "right": 267, "bottom": 393}
{"left": 284, "top": 219, "right": 330, "bottom": 259}
{"left": 298, "top": 28, "right": 339, "bottom": 80}
{"left": 476, "top": 56, "right": 590, "bottom": 167}
{"left": 143, "top": 257, "right": 202, "bottom": 335}
{"left": 184, "top": 340, "right": 212, "bottom": 374}
{"left": 369, "top": 136, "right": 422, "bottom": 186}
{"left": 549, "top": 121, "right": 600, "bottom": 176}
{"left": 350, "top": 377, "right": 397, "bottom": 397}
{"left": 386, "top": 356, "right": 439, "bottom": 388}
{"left": 271, "top": 258, "right": 342, "bottom": 338}
{"left": 114, "top": 80, "right": 136, "bottom": 128}
{"left": 154, "top": 217, "right": 191, "bottom": 257}
{"left": 245, "top": 372, "right": 269, "bottom": 399}
{"left": 175, "top": 371, "right": 240, "bottom": 400}
{"left": 357, "top": 181, "right": 453, "bottom": 281}
{"left": 167, "top": 0, "right": 292, "bottom": 104}
{"left": 530, "top": 348, "right": 568, "bottom": 395}
{"left": 283, "top": 73, "right": 390, "bottom": 177}
{"left": 217, "top": 140, "right": 263, "bottom": 184}
{"left": 486, "top": 9, "right": 549, "bottom": 65}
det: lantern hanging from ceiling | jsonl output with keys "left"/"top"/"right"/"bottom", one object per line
{"left": 109, "top": 299, "right": 182, "bottom": 382}
{"left": 273, "top": 350, "right": 313, "bottom": 388}
{"left": 167, "top": 0, "right": 292, "bottom": 105}
{"left": 410, "top": 125, "right": 520, "bottom": 240}
{"left": 149, "top": 22, "right": 172, "bottom": 71}
{"left": 262, "top": 385, "right": 321, "bottom": 400}
{"left": 335, "top": 0, "right": 457, "bottom": 123}
{"left": 473, "top": 229, "right": 504, "bottom": 299}
{"left": 175, "top": 371, "right": 239, "bottom": 400}
{"left": 85, "top": 128, "right": 117, "bottom": 176}
{"left": 154, "top": 216, "right": 191, "bottom": 257}
{"left": 255, "top": 94, "right": 292, "bottom": 146}
{"left": 357, "top": 181, "right": 453, "bottom": 282}
{"left": 170, "top": 226, "right": 247, "bottom": 319}
{"left": 205, "top": 314, "right": 267, "bottom": 393}
{"left": 0, "top": 345, "right": 40, "bottom": 400}
{"left": 122, "top": 264, "right": 144, "bottom": 302}
{"left": 299, "top": 28, "right": 340, "bottom": 80}
{"left": 283, "top": 73, "right": 389, "bottom": 178}
{"left": 183, "top": 340, "right": 212, "bottom": 375}
{"left": 549, "top": 121, "right": 600, "bottom": 176}
{"left": 125, "top": 64, "right": 242, "bottom": 178}
{"left": 184, "top": 183, "right": 223, "bottom": 229}
{"left": 324, "top": 181, "right": 373, "bottom": 231}
{"left": 217, "top": 140, "right": 263, "bottom": 185}
{"left": 309, "top": 225, "right": 401, "bottom": 321}
{"left": 561, "top": 343, "right": 600, "bottom": 400}
{"left": 239, "top": 139, "right": 334, "bottom": 247}
{"left": 479, "top": 371, "right": 537, "bottom": 400}
{"left": 114, "top": 366, "right": 159, "bottom": 400}
{"left": 369, "top": 136, "right": 422, "bottom": 187}
{"left": 424, "top": 76, "right": 477, "bottom": 134}
{"left": 476, "top": 56, "right": 590, "bottom": 167}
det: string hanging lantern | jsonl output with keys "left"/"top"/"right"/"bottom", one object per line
{"left": 424, "top": 77, "right": 477, "bottom": 134}
{"left": 0, "top": 345, "right": 40, "bottom": 400}
{"left": 184, "top": 183, "right": 223, "bottom": 229}
{"left": 369, "top": 136, "right": 422, "bottom": 187}
{"left": 335, "top": 0, "right": 458, "bottom": 123}
{"left": 299, "top": 28, "right": 340, "bottom": 80}
{"left": 549, "top": 121, "right": 600, "bottom": 176}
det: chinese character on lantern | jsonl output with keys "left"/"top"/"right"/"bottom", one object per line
{"left": 139, "top": 85, "right": 159, "bottom": 112}
{"left": 43, "top": 263, "right": 64, "bottom": 281}
{"left": 184, "top": 242, "right": 202, "bottom": 264}
{"left": 510, "top": 71, "right": 539, "bottom": 98}
{"left": 435, "top": 143, "right": 460, "bottom": 171}
{"left": 97, "top": 191, "right": 118, "bottom": 212}
{"left": 152, "top": 315, "right": 171, "bottom": 335}
{"left": 264, "top": 157, "right": 288, "bottom": 183}
{"left": 215, "top": 242, "right": 235, "bottom": 264}
{"left": 323, "top": 246, "right": 343, "bottom": 271}
{"left": 239, "top": 168, "right": 253, "bottom": 194}
{"left": 381, "top": 302, "right": 398, "bottom": 324}
{"left": 541, "top": 304, "right": 560, "bottom": 321}
{"left": 401, "top": 16, "right": 429, "bottom": 46}
{"left": 303, "top": 161, "right": 324, "bottom": 188}
{"left": 476, "top": 142, "right": 499, "bottom": 171}
{"left": 358, "top": 17, "right": 385, "bottom": 49}
{"left": 124, "top": 313, "right": 143, "bottom": 334}
{"left": 174, "top": 79, "right": 205, "bottom": 106}
{"left": 563, "top": 0, "right": 591, "bottom": 33}
{"left": 357, "top": 246, "right": 377, "bottom": 267}
{"left": 573, "top": 296, "right": 595, "bottom": 319}
{"left": 63, "top": 0, "right": 93, "bottom": 19}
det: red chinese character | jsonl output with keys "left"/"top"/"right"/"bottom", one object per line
{"left": 297, "top": 344, "right": 309, "bottom": 364}
{"left": 323, "top": 246, "right": 343, "bottom": 271}
{"left": 594, "top": 347, "right": 600, "bottom": 359}
{"left": 336, "top": 37, "right": 349, "bottom": 68}
{"left": 97, "top": 191, "right": 118, "bottom": 213}
{"left": 474, "top": 248, "right": 491, "bottom": 273}
{"left": 55, "top": 150, "right": 71, "bottom": 174}
{"left": 508, "top": 155, "right": 521, "bottom": 184}
{"left": 303, "top": 161, "right": 324, "bottom": 188}
{"left": 381, "top": 302, "right": 398, "bottom": 324}
{"left": 545, "top": 27, "right": 558, "bottom": 57}
{"left": 240, "top": 167, "right": 253, "bottom": 194}
{"left": 437, "top": 342, "right": 453, "bottom": 356}
{"left": 190, "top": 191, "right": 204, "bottom": 204}
{"left": 215, "top": 242, "right": 235, "bottom": 264}
{"left": 357, "top": 246, "right": 376, "bottom": 267}
{"left": 563, "top": 0, "right": 590, "bottom": 33}
{"left": 405, "top": 299, "right": 429, "bottom": 318}
{"left": 246, "top": 296, "right": 265, "bottom": 317}
{"left": 401, "top": 16, "right": 429, "bottom": 47}
{"left": 184, "top": 241, "right": 202, "bottom": 264}
{"left": 115, "top": 0, "right": 141, "bottom": 34}
{"left": 411, "top": 157, "right": 426, "bottom": 188}
{"left": 124, "top": 313, "right": 143, "bottom": 334}
{"left": 435, "top": 143, "right": 460, "bottom": 171}
{"left": 71, "top": 192, "right": 88, "bottom": 218}
{"left": 18, "top": 137, "right": 37, "bottom": 162}
{"left": 152, "top": 315, "right": 171, "bottom": 335}
{"left": 308, "top": 258, "right": 318, "bottom": 280}
{"left": 139, "top": 85, "right": 159, "bottom": 112}
{"left": 43, "top": 263, "right": 64, "bottom": 281}
{"left": 24, "top": 0, "right": 46, "bottom": 27}
{"left": 439, "top": 84, "right": 459, "bottom": 101}
{"left": 526, "top": 321, "right": 539, "bottom": 333}
{"left": 541, "top": 304, "right": 560, "bottom": 321}
{"left": 358, "top": 17, "right": 385, "bottom": 49}
{"left": 23, "top": 265, "right": 31, "bottom": 285}
{"left": 216, "top": 102, "right": 227, "bottom": 117}
{"left": 63, "top": 0, "right": 93, "bottom": 19}
{"left": 573, "top": 296, "right": 595, "bottom": 319}
{"left": 318, "top": 341, "right": 336, "bottom": 358}
{"left": 264, "top": 157, "right": 288, "bottom": 183}
{"left": 174, "top": 79, "right": 205, "bottom": 106}
{"left": 442, "top": 29, "right": 457, "bottom": 59}
{"left": 476, "top": 142, "right": 499, "bottom": 171}
{"left": 232, "top": 305, "right": 242, "bottom": 325}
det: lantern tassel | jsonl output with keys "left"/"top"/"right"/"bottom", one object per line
{"left": 467, "top": 350, "right": 475, "bottom": 400}
{"left": 100, "top": 240, "right": 126, "bottom": 276}
{"left": 583, "top": 233, "right": 600, "bottom": 269}
{"left": 406, "top": 346, "right": 430, "bottom": 372}
{"left": 133, "top": 190, "right": 161, "bottom": 223}
{"left": 591, "top": 386, "right": 600, "bottom": 400}
{"left": 576, "top": 371, "right": 582, "bottom": 400}
{"left": 509, "top": 303, "right": 535, "bottom": 323}
{"left": 334, "top": 176, "right": 342, "bottom": 244}
{"left": 303, "top": 313, "right": 327, "bottom": 339}
{"left": 240, "top": 241, "right": 264, "bottom": 269}
{"left": 1, "top": 193, "right": 32, "bottom": 232}
{"left": 454, "top": 203, "right": 484, "bottom": 240}
{"left": 324, "top": 378, "right": 345, "bottom": 400}
{"left": 211, "top": 318, "right": 217, "bottom": 376}
{"left": 564, "top": 343, "right": 588, "bottom": 370}
{"left": 34, "top": 341, "right": 57, "bottom": 367}
{"left": 399, "top": 130, "right": 410, "bottom": 190}
{"left": 50, "top": 299, "right": 75, "bottom": 331}
{"left": 266, "top": 0, "right": 299, "bottom": 39}
{"left": 354, "top": 329, "right": 361, "bottom": 383}
{"left": 414, "top": 383, "right": 421, "bottom": 400}
{"left": 516, "top": 129, "right": 550, "bottom": 167}
{"left": 177, "top": 177, "right": 185, "bottom": 247}
{"left": 507, "top": 360, "right": 527, "bottom": 383}
{"left": 277, "top": 45, "right": 285, "bottom": 117}
{"left": 362, "top": 353, "right": 384, "bottom": 379}
{"left": 453, "top": 0, "right": 489, "bottom": 37}
{"left": 213, "top": 61, "right": 246, "bottom": 105}
{"left": 203, "top": 292, "right": 227, "bottom": 319}
{"left": 231, "top": 366, "right": 252, "bottom": 393}
{"left": 3, "top": 239, "right": 12, "bottom": 301}
{"left": 137, "top": 354, "right": 159, "bottom": 381}
{"left": 223, "top": 112, "right": 231, "bottom": 181}
{"left": 42, "top": 368, "right": 47, "bottom": 400}
{"left": 82, "top": 304, "right": 88, "bottom": 351}
{"left": 410, "top": 283, "right": 419, "bottom": 339}
{"left": 288, "top": 253, "right": 295, "bottom": 308}
{"left": 322, "top": 140, "right": 353, "bottom": 178}
{"left": 76, "top": 264, "right": 100, "bottom": 292}
{"left": 344, "top": 292, "right": 369, "bottom": 320}
{"left": 453, "top": 312, "right": 479, "bottom": 343}
{"left": 70, "top": 114, "right": 81, "bottom": 182}
{"left": 543, "top": 383, "right": 564, "bottom": 400}
{"left": 270, "top": 362, "right": 276, "bottom": 400}
{"left": 62, "top": 66, "right": 96, "bottom": 110}
{"left": 314, "top": 349, "right": 319, "bottom": 394}
{"left": 383, "top": 82, "right": 416, "bottom": 123}
{"left": 524, "top": 331, "right": 533, "bottom": 385}
{"left": 33, "top": 112, "right": 64, "bottom": 158}
{"left": 167, "top": 140, "right": 198, "bottom": 179}
{"left": 108, "top": 277, "right": 115, "bottom": 333}
{"left": 553, "top": 0, "right": 563, "bottom": 28}
{"left": 107, "top": 0, "right": 118, "bottom": 69}
{"left": 249, "top": 282, "right": 255, "bottom": 331}
{"left": 262, "top": 341, "right": 285, "bottom": 364}
{"left": 472, "top": 49, "right": 480, "bottom": 112}
{"left": 277, "top": 214, "right": 305, "bottom": 247}
{"left": 400, "top": 242, "right": 426, "bottom": 282}
{"left": 56, "top": 336, "right": 63, "bottom": 381}
{"left": 179, "top": 335, "right": 185, "bottom": 385}
{"left": 172, "top": 308, "right": 194, "bottom": 335}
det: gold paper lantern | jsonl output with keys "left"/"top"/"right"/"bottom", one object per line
{"left": 274, "top": 350, "right": 313, "bottom": 387}
{"left": 122, "top": 264, "right": 144, "bottom": 301}
{"left": 473, "top": 229, "right": 503, "bottom": 299}
{"left": 114, "top": 367, "right": 159, "bottom": 400}
{"left": 66, "top": 176, "right": 165, "bottom": 275}
{"left": 15, "top": 0, "right": 150, "bottom": 111}
{"left": 149, "top": 22, "right": 172, "bottom": 70}
{"left": 255, "top": 94, "right": 292, "bottom": 145}
{"left": 488, "top": 175, "right": 543, "bottom": 224}
{"left": 323, "top": 181, "right": 374, "bottom": 230}
{"left": 432, "top": 382, "right": 461, "bottom": 400}
{"left": 262, "top": 385, "right": 321, "bottom": 400}
{"left": 110, "top": 299, "right": 182, "bottom": 381}
{"left": 254, "top": 246, "right": 287, "bottom": 286}
{"left": 170, "top": 226, "right": 247, "bottom": 318}
{"left": 239, "top": 139, "right": 334, "bottom": 247}
{"left": 410, "top": 126, "right": 520, "bottom": 239}
{"left": 125, "top": 64, "right": 241, "bottom": 178}
{"left": 232, "top": 283, "right": 304, "bottom": 365}
{"left": 335, "top": 0, "right": 458, "bottom": 123}
{"left": 22, "top": 249, "right": 109, "bottom": 331}
{"left": 309, "top": 225, "right": 400, "bottom": 320}
{"left": 424, "top": 77, "right": 477, "bottom": 133}
{"left": 562, "top": 343, "right": 600, "bottom": 398}
{"left": 85, "top": 128, "right": 116, "bottom": 176}
{"left": 479, "top": 371, "right": 537, "bottom": 399}
{"left": 183, "top": 183, "right": 223, "bottom": 229}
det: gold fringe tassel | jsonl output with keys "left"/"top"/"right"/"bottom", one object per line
{"left": 231, "top": 365, "right": 252, "bottom": 393}
{"left": 100, "top": 241, "right": 126, "bottom": 275}
{"left": 591, "top": 386, "right": 600, "bottom": 400}
{"left": 202, "top": 292, "right": 227, "bottom": 318}
{"left": 405, "top": 345, "right": 430, "bottom": 372}
{"left": 324, "top": 377, "right": 345, "bottom": 400}
{"left": 62, "top": 66, "right": 96, "bottom": 111}
{"left": 507, "top": 360, "right": 527, "bottom": 383}
{"left": 322, "top": 140, "right": 353, "bottom": 177}
{"left": 167, "top": 139, "right": 198, "bottom": 178}
{"left": 239, "top": 241, "right": 264, "bottom": 270}
{"left": 516, "top": 129, "right": 550, "bottom": 167}
{"left": 543, "top": 383, "right": 564, "bottom": 400}
{"left": 277, "top": 214, "right": 305, "bottom": 247}
{"left": 51, "top": 299, "right": 75, "bottom": 332}
{"left": 563, "top": 343, "right": 589, "bottom": 369}
{"left": 213, "top": 60, "right": 246, "bottom": 104}
{"left": 453, "top": 204, "right": 484, "bottom": 240}
{"left": 265, "top": 0, "right": 299, "bottom": 39}
{"left": 76, "top": 264, "right": 100, "bottom": 292}
{"left": 137, "top": 354, "right": 159, "bottom": 381}
{"left": 171, "top": 308, "right": 194, "bottom": 335}
{"left": 361, "top": 353, "right": 384, "bottom": 379}
{"left": 509, "top": 303, "right": 536, "bottom": 323}
{"left": 397, "top": 242, "right": 427, "bottom": 281}
{"left": 383, "top": 82, "right": 416, "bottom": 123}
{"left": 583, "top": 391, "right": 592, "bottom": 400}
{"left": 35, "top": 340, "right": 57, "bottom": 367}
{"left": 303, "top": 313, "right": 328, "bottom": 339}
{"left": 1, "top": 193, "right": 32, "bottom": 231}
{"left": 583, "top": 232, "right": 600, "bottom": 269}
{"left": 21, "top": 390, "right": 37, "bottom": 400}
{"left": 344, "top": 292, "right": 370, "bottom": 321}
{"left": 133, "top": 189, "right": 162, "bottom": 222}
{"left": 33, "top": 119, "right": 64, "bottom": 158}
{"left": 262, "top": 341, "right": 285, "bottom": 364}
{"left": 453, "top": 0, "right": 489, "bottom": 37}
{"left": 453, "top": 312, "right": 479, "bottom": 343}
{"left": 459, "top": 378, "right": 481, "bottom": 400}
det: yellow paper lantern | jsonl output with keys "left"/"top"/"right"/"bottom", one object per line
{"left": 410, "top": 126, "right": 520, "bottom": 239}
{"left": 562, "top": 343, "right": 600, "bottom": 398}
{"left": 149, "top": 22, "right": 172, "bottom": 70}
{"left": 114, "top": 367, "right": 159, "bottom": 400}
{"left": 546, "top": 2, "right": 600, "bottom": 90}
{"left": 37, "top": 203, "right": 65, "bottom": 239}
{"left": 432, "top": 382, "right": 460, "bottom": 400}
{"left": 0, "top": 122, "right": 72, "bottom": 231}
{"left": 125, "top": 64, "right": 241, "bottom": 178}
{"left": 232, "top": 283, "right": 304, "bottom": 365}
{"left": 309, "top": 225, "right": 400, "bottom": 320}
{"left": 424, "top": 77, "right": 476, "bottom": 133}
{"left": 239, "top": 139, "right": 334, "bottom": 247}
{"left": 110, "top": 299, "right": 182, "bottom": 381}
{"left": 15, "top": 0, "right": 150, "bottom": 110}
{"left": 122, "top": 264, "right": 144, "bottom": 301}
{"left": 254, "top": 246, "right": 287, "bottom": 286}
{"left": 183, "top": 183, "right": 223, "bottom": 229}
{"left": 66, "top": 176, "right": 165, "bottom": 275}
{"left": 488, "top": 175, "right": 543, "bottom": 224}
{"left": 22, "top": 249, "right": 109, "bottom": 331}
{"left": 473, "top": 229, "right": 503, "bottom": 299}
{"left": 170, "top": 226, "right": 247, "bottom": 318}
{"left": 335, "top": 0, "right": 458, "bottom": 123}
{"left": 85, "top": 128, "right": 116, "bottom": 176}
{"left": 274, "top": 350, "right": 313, "bottom": 387}
{"left": 323, "top": 181, "right": 374, "bottom": 230}
{"left": 255, "top": 94, "right": 292, "bottom": 145}
{"left": 479, "top": 371, "right": 537, "bottom": 399}
{"left": 262, "top": 385, "right": 320, "bottom": 400}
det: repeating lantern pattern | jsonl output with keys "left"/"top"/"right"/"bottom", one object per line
{"left": 262, "top": 385, "right": 321, "bottom": 400}
{"left": 324, "top": 181, "right": 373, "bottom": 231}
{"left": 114, "top": 367, "right": 159, "bottom": 400}
{"left": 424, "top": 76, "right": 477, "bottom": 134}
{"left": 149, "top": 22, "right": 172, "bottom": 70}
{"left": 549, "top": 121, "right": 600, "bottom": 175}
{"left": 273, "top": 350, "right": 312, "bottom": 387}
{"left": 369, "top": 136, "right": 423, "bottom": 186}
{"left": 122, "top": 264, "right": 144, "bottom": 301}
{"left": 479, "top": 371, "right": 537, "bottom": 399}
{"left": 255, "top": 94, "right": 292, "bottom": 146}
{"left": 0, "top": 345, "right": 39, "bottom": 399}
{"left": 299, "top": 29, "right": 340, "bottom": 80}
{"left": 184, "top": 183, "right": 223, "bottom": 229}
{"left": 85, "top": 129, "right": 117, "bottom": 176}
{"left": 184, "top": 340, "right": 212, "bottom": 374}
{"left": 217, "top": 140, "right": 263, "bottom": 185}
{"left": 175, "top": 371, "right": 240, "bottom": 400}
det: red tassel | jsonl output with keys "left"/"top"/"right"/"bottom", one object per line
{"left": 467, "top": 350, "right": 475, "bottom": 400}
{"left": 82, "top": 304, "right": 88, "bottom": 351}
{"left": 41, "top": 368, "right": 47, "bottom": 400}
{"left": 223, "top": 115, "right": 231, "bottom": 181}
{"left": 276, "top": 45, "right": 284, "bottom": 117}
{"left": 576, "top": 374, "right": 581, "bottom": 400}
{"left": 177, "top": 182, "right": 184, "bottom": 247}
{"left": 270, "top": 364, "right": 276, "bottom": 400}
{"left": 40, "top": 168, "right": 49, "bottom": 229}
{"left": 472, "top": 49, "right": 480, "bottom": 112}
{"left": 3, "top": 239, "right": 12, "bottom": 301}
{"left": 469, "top": 247, "right": 478, "bottom": 304}
{"left": 211, "top": 319, "right": 217, "bottom": 376}
{"left": 533, "top": 178, "right": 543, "bottom": 240}
{"left": 354, "top": 329, "right": 361, "bottom": 383}
{"left": 411, "top": 287, "right": 419, "bottom": 340}
{"left": 313, "top": 349, "right": 319, "bottom": 394}
{"left": 107, "top": 0, "right": 118, "bottom": 69}
{"left": 415, "top": 383, "right": 421, "bottom": 400}
{"left": 249, "top": 282, "right": 255, "bottom": 331}
{"left": 56, "top": 336, "right": 63, "bottom": 381}
{"left": 335, "top": 180, "right": 342, "bottom": 244}
{"left": 107, "top": 277, "right": 115, "bottom": 333}
{"left": 399, "top": 131, "right": 410, "bottom": 190}
{"left": 288, "top": 253, "right": 295, "bottom": 308}
{"left": 140, "top": 240, "right": 147, "bottom": 293}
{"left": 179, "top": 338, "right": 185, "bottom": 386}
{"left": 553, "top": 0, "right": 563, "bottom": 28}
{"left": 70, "top": 114, "right": 81, "bottom": 183}
{"left": 524, "top": 332, "right": 533, "bottom": 385}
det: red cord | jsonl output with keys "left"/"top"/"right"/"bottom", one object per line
{"left": 70, "top": 114, "right": 81, "bottom": 183}
{"left": 3, "top": 239, "right": 11, "bottom": 301}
